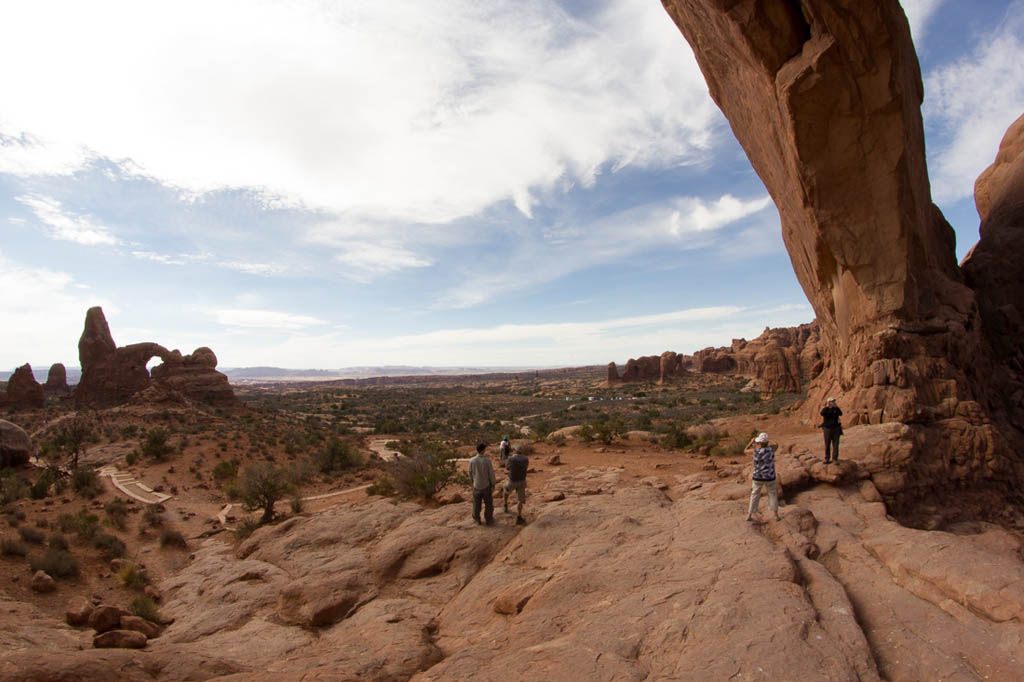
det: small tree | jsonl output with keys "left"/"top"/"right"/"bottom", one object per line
{"left": 314, "top": 437, "right": 362, "bottom": 474}
{"left": 388, "top": 439, "right": 465, "bottom": 501}
{"left": 141, "top": 429, "right": 175, "bottom": 461}
{"left": 238, "top": 463, "right": 293, "bottom": 524}
{"left": 53, "top": 416, "right": 94, "bottom": 469}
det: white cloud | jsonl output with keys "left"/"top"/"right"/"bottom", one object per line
{"left": 210, "top": 308, "right": 329, "bottom": 331}
{"left": 900, "top": 0, "right": 945, "bottom": 41}
{"left": 0, "top": 0, "right": 717, "bottom": 226}
{"left": 924, "top": 3, "right": 1024, "bottom": 203}
{"left": 206, "top": 302, "right": 813, "bottom": 368}
{"left": 130, "top": 250, "right": 284, "bottom": 276}
{"left": 0, "top": 252, "right": 113, "bottom": 368}
{"left": 437, "top": 192, "right": 773, "bottom": 308}
{"left": 15, "top": 194, "right": 120, "bottom": 245}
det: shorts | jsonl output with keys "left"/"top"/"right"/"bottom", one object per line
{"left": 504, "top": 479, "right": 526, "bottom": 503}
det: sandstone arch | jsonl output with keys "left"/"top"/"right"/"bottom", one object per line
{"left": 660, "top": 0, "right": 1023, "bottom": 513}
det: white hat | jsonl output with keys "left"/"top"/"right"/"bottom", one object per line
{"left": 755, "top": 432, "right": 768, "bottom": 443}
{"left": 827, "top": 397, "right": 836, "bottom": 403}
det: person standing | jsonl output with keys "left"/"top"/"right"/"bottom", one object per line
{"left": 498, "top": 435, "right": 510, "bottom": 468}
{"left": 746, "top": 432, "right": 781, "bottom": 522}
{"left": 469, "top": 442, "right": 496, "bottom": 525}
{"left": 503, "top": 444, "right": 529, "bottom": 525}
{"left": 820, "top": 397, "right": 843, "bottom": 463}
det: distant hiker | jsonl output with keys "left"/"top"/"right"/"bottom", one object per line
{"left": 503, "top": 443, "right": 529, "bottom": 525}
{"left": 469, "top": 442, "right": 496, "bottom": 526}
{"left": 820, "top": 397, "right": 843, "bottom": 463}
{"left": 746, "top": 432, "right": 781, "bottom": 522}
{"left": 498, "top": 435, "right": 510, "bottom": 467}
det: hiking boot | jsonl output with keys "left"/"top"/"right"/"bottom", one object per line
{"left": 473, "top": 518, "right": 481, "bottom": 525}
{"left": 515, "top": 516, "right": 526, "bottom": 525}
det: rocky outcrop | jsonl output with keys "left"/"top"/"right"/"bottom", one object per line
{"left": 44, "top": 363, "right": 71, "bottom": 397}
{"left": 4, "top": 363, "right": 45, "bottom": 409}
{"left": 0, "top": 419, "right": 32, "bottom": 468}
{"left": 73, "top": 307, "right": 235, "bottom": 408}
{"left": 660, "top": 0, "right": 1024, "bottom": 510}
{"left": 610, "top": 322, "right": 822, "bottom": 393}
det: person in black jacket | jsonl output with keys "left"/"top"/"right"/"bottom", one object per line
{"left": 503, "top": 444, "right": 529, "bottom": 525}
{"left": 820, "top": 397, "right": 843, "bottom": 463}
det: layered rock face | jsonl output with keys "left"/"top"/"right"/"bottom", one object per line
{"left": 73, "top": 307, "right": 235, "bottom": 408}
{"left": 5, "top": 364, "right": 45, "bottom": 409}
{"left": 610, "top": 322, "right": 822, "bottom": 393}
{"left": 660, "top": 0, "right": 1023, "bottom": 508}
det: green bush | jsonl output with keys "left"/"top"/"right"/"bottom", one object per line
{"left": 129, "top": 595, "right": 161, "bottom": 623}
{"left": 30, "top": 548, "right": 79, "bottom": 578}
{"left": 141, "top": 429, "right": 175, "bottom": 461}
{"left": 660, "top": 423, "right": 693, "bottom": 450}
{"left": 314, "top": 438, "right": 362, "bottom": 474}
{"left": 212, "top": 459, "right": 239, "bottom": 482}
{"left": 387, "top": 439, "right": 464, "bottom": 501}
{"left": 30, "top": 469, "right": 58, "bottom": 500}
{"left": 238, "top": 463, "right": 294, "bottom": 524}
{"left": 93, "top": 532, "right": 126, "bottom": 559}
{"left": 141, "top": 505, "right": 164, "bottom": 528}
{"left": 17, "top": 526, "right": 45, "bottom": 545}
{"left": 548, "top": 432, "right": 567, "bottom": 447}
{"left": 366, "top": 477, "right": 396, "bottom": 497}
{"left": 57, "top": 508, "right": 100, "bottom": 540}
{"left": 234, "top": 518, "right": 260, "bottom": 540}
{"left": 0, "top": 472, "right": 28, "bottom": 505}
{"left": 71, "top": 467, "right": 103, "bottom": 498}
{"left": 0, "top": 538, "right": 28, "bottom": 557}
{"left": 575, "top": 423, "right": 595, "bottom": 443}
{"left": 159, "top": 529, "right": 187, "bottom": 549}
{"left": 104, "top": 497, "right": 131, "bottom": 530}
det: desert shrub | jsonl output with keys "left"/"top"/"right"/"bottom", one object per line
{"left": 125, "top": 451, "right": 139, "bottom": 466}
{"left": 159, "top": 529, "right": 187, "bottom": 549}
{"left": 289, "top": 494, "right": 304, "bottom": 514}
{"left": 129, "top": 595, "right": 161, "bottom": 623}
{"left": 48, "top": 533, "right": 69, "bottom": 551}
{"left": 660, "top": 423, "right": 693, "bottom": 450}
{"left": 314, "top": 437, "right": 362, "bottom": 474}
{"left": 366, "top": 477, "right": 396, "bottom": 497}
{"left": 548, "top": 432, "right": 567, "bottom": 447}
{"left": 387, "top": 439, "right": 464, "bottom": 501}
{"left": 104, "top": 497, "right": 131, "bottom": 530}
{"left": 530, "top": 420, "right": 552, "bottom": 442}
{"left": 0, "top": 472, "right": 28, "bottom": 505}
{"left": 17, "top": 526, "right": 45, "bottom": 545}
{"left": 93, "top": 532, "right": 126, "bottom": 559}
{"left": 0, "top": 538, "right": 28, "bottom": 557}
{"left": 711, "top": 436, "right": 749, "bottom": 457}
{"left": 141, "top": 505, "right": 165, "bottom": 528}
{"left": 212, "top": 459, "right": 239, "bottom": 482}
{"left": 574, "top": 423, "right": 595, "bottom": 443}
{"left": 234, "top": 518, "right": 260, "bottom": 540}
{"left": 71, "top": 467, "right": 103, "bottom": 498}
{"left": 30, "top": 548, "right": 79, "bottom": 578}
{"left": 141, "top": 429, "right": 174, "bottom": 461}
{"left": 118, "top": 562, "right": 146, "bottom": 591}
{"left": 30, "top": 469, "right": 58, "bottom": 500}
{"left": 58, "top": 508, "right": 100, "bottom": 540}
{"left": 516, "top": 442, "right": 536, "bottom": 456}
{"left": 52, "top": 416, "right": 94, "bottom": 469}
{"left": 238, "top": 463, "right": 294, "bottom": 524}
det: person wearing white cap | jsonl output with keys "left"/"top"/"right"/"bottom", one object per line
{"left": 820, "top": 397, "right": 843, "bottom": 463}
{"left": 745, "top": 432, "right": 781, "bottom": 522}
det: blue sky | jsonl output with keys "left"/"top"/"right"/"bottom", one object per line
{"left": 2, "top": 0, "right": 1022, "bottom": 370}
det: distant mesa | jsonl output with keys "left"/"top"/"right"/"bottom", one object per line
{"left": 73, "top": 306, "right": 236, "bottom": 409}
{"left": 609, "top": 322, "right": 822, "bottom": 395}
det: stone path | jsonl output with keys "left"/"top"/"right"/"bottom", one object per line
{"left": 97, "top": 465, "right": 173, "bottom": 505}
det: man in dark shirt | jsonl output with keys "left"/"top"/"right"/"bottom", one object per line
{"left": 820, "top": 397, "right": 843, "bottom": 463}
{"left": 503, "top": 444, "right": 529, "bottom": 525}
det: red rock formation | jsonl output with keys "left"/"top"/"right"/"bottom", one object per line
{"left": 44, "top": 363, "right": 70, "bottom": 397}
{"left": 0, "top": 419, "right": 32, "bottom": 468}
{"left": 611, "top": 322, "right": 822, "bottom": 393}
{"left": 6, "top": 363, "right": 44, "bottom": 409}
{"left": 73, "top": 307, "right": 236, "bottom": 408}
{"left": 660, "top": 0, "right": 1023, "bottom": 509}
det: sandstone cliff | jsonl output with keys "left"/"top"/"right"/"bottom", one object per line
{"left": 609, "top": 322, "right": 822, "bottom": 394}
{"left": 73, "top": 307, "right": 236, "bottom": 409}
{"left": 2, "top": 363, "right": 45, "bottom": 410}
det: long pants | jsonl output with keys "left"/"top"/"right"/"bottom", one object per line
{"left": 472, "top": 486, "right": 494, "bottom": 524}
{"left": 748, "top": 479, "right": 779, "bottom": 516}
{"left": 823, "top": 427, "right": 841, "bottom": 461}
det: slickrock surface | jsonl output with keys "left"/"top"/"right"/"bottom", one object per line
{"left": 73, "top": 307, "right": 235, "bottom": 408}
{"left": 1, "top": 459, "right": 1020, "bottom": 682}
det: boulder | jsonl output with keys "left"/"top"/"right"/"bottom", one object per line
{"left": 30, "top": 570, "right": 56, "bottom": 593}
{"left": 88, "top": 605, "right": 127, "bottom": 634}
{"left": 0, "top": 419, "right": 32, "bottom": 468}
{"left": 65, "top": 596, "right": 94, "bottom": 626}
{"left": 119, "top": 615, "right": 161, "bottom": 639}
{"left": 92, "top": 629, "right": 147, "bottom": 649}
{"left": 6, "top": 363, "right": 44, "bottom": 409}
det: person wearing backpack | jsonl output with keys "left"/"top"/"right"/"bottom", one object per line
{"left": 820, "top": 397, "right": 843, "bottom": 463}
{"left": 503, "top": 444, "right": 529, "bottom": 525}
{"left": 498, "top": 435, "right": 510, "bottom": 467}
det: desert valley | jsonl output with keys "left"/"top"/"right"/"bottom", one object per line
{"left": 2, "top": 1, "right": 1024, "bottom": 681}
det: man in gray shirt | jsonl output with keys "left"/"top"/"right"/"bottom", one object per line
{"left": 469, "top": 442, "right": 496, "bottom": 525}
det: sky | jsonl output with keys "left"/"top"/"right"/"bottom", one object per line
{"left": 2, "top": 0, "right": 1023, "bottom": 371}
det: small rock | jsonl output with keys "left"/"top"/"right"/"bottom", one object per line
{"left": 546, "top": 454, "right": 561, "bottom": 465}
{"left": 65, "top": 596, "right": 94, "bottom": 626}
{"left": 89, "top": 605, "right": 127, "bottom": 633}
{"left": 144, "top": 585, "right": 163, "bottom": 602}
{"left": 120, "top": 615, "right": 161, "bottom": 638}
{"left": 93, "top": 629, "right": 147, "bottom": 649}
{"left": 30, "top": 570, "right": 57, "bottom": 594}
